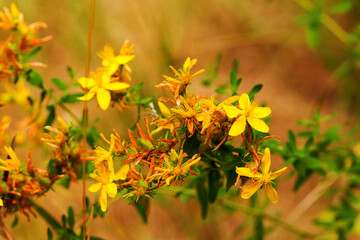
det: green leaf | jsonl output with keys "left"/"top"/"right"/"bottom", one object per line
{"left": 60, "top": 93, "right": 83, "bottom": 103}
{"left": 230, "top": 70, "right": 242, "bottom": 96}
{"left": 68, "top": 206, "right": 75, "bottom": 230}
{"left": 305, "top": 25, "right": 320, "bottom": 49}
{"left": 40, "top": 90, "right": 47, "bottom": 103}
{"left": 330, "top": 1, "right": 354, "bottom": 14}
{"left": 134, "top": 197, "right": 148, "bottom": 223}
{"left": 303, "top": 157, "right": 326, "bottom": 170}
{"left": 131, "top": 82, "right": 144, "bottom": 94}
{"left": 23, "top": 46, "right": 41, "bottom": 62}
{"left": 45, "top": 105, "right": 56, "bottom": 127}
{"left": 215, "top": 88, "right": 231, "bottom": 94}
{"left": 139, "top": 96, "right": 155, "bottom": 105}
{"left": 183, "top": 134, "right": 200, "bottom": 158}
{"left": 208, "top": 169, "right": 221, "bottom": 203}
{"left": 323, "top": 125, "right": 340, "bottom": 141}
{"left": 254, "top": 215, "right": 264, "bottom": 240}
{"left": 288, "top": 130, "right": 297, "bottom": 151}
{"left": 196, "top": 181, "right": 208, "bottom": 219}
{"left": 67, "top": 66, "right": 76, "bottom": 79}
{"left": 47, "top": 228, "right": 53, "bottom": 240}
{"left": 248, "top": 84, "right": 262, "bottom": 100}
{"left": 33, "top": 203, "right": 62, "bottom": 231}
{"left": 11, "top": 215, "right": 18, "bottom": 228}
{"left": 57, "top": 175, "right": 71, "bottom": 188}
{"left": 51, "top": 78, "right": 68, "bottom": 90}
{"left": 27, "top": 71, "right": 44, "bottom": 89}
{"left": 225, "top": 169, "right": 238, "bottom": 191}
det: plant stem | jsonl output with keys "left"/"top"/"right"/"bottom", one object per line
{"left": 82, "top": 0, "right": 96, "bottom": 239}
{"left": 286, "top": 175, "right": 337, "bottom": 223}
{"left": 47, "top": 90, "right": 81, "bottom": 124}
{"left": 0, "top": 215, "right": 12, "bottom": 240}
{"left": 163, "top": 188, "right": 317, "bottom": 239}
{"left": 221, "top": 199, "right": 317, "bottom": 239}
{"left": 293, "top": 0, "right": 348, "bottom": 44}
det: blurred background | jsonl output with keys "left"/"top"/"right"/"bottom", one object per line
{"left": 1, "top": 0, "right": 360, "bottom": 239}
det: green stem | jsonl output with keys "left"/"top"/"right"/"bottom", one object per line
{"left": 163, "top": 188, "right": 317, "bottom": 239}
{"left": 221, "top": 199, "right": 317, "bottom": 239}
{"left": 32, "top": 202, "right": 62, "bottom": 231}
{"left": 47, "top": 89, "right": 81, "bottom": 124}
{"left": 293, "top": 0, "right": 348, "bottom": 44}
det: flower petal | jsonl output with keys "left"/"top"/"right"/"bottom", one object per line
{"left": 100, "top": 187, "right": 108, "bottom": 212}
{"left": 88, "top": 182, "right": 102, "bottom": 193}
{"left": 239, "top": 93, "right": 250, "bottom": 110}
{"left": 77, "top": 92, "right": 95, "bottom": 101}
{"left": 105, "top": 82, "right": 129, "bottom": 91}
{"left": 158, "top": 101, "right": 171, "bottom": 118}
{"left": 236, "top": 167, "right": 262, "bottom": 178}
{"left": 115, "top": 55, "right": 135, "bottom": 65}
{"left": 270, "top": 167, "right": 287, "bottom": 180}
{"left": 229, "top": 115, "right": 246, "bottom": 136}
{"left": 106, "top": 183, "right": 117, "bottom": 198}
{"left": 4, "top": 146, "right": 19, "bottom": 166}
{"left": 97, "top": 88, "right": 111, "bottom": 110}
{"left": 247, "top": 117, "right": 269, "bottom": 133}
{"left": 265, "top": 183, "right": 279, "bottom": 203}
{"left": 241, "top": 181, "right": 263, "bottom": 199}
{"left": 77, "top": 77, "right": 96, "bottom": 89}
{"left": 222, "top": 105, "right": 241, "bottom": 118}
{"left": 252, "top": 107, "right": 271, "bottom": 118}
{"left": 261, "top": 147, "right": 271, "bottom": 175}
{"left": 220, "top": 96, "right": 241, "bottom": 106}
{"left": 166, "top": 175, "right": 176, "bottom": 185}
{"left": 114, "top": 165, "right": 129, "bottom": 180}
{"left": 108, "top": 63, "right": 119, "bottom": 75}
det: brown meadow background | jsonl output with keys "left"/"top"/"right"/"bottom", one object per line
{"left": 1, "top": 0, "right": 359, "bottom": 239}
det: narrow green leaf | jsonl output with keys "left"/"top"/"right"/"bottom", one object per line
{"left": 27, "top": 71, "right": 44, "bottom": 89}
{"left": 67, "top": 66, "right": 76, "bottom": 79}
{"left": 215, "top": 88, "right": 231, "bottom": 94}
{"left": 11, "top": 215, "right": 18, "bottom": 228}
{"left": 60, "top": 93, "right": 83, "bottom": 103}
{"left": 134, "top": 197, "right": 148, "bottom": 223}
{"left": 68, "top": 207, "right": 75, "bottom": 230}
{"left": 208, "top": 169, "right": 221, "bottom": 203}
{"left": 47, "top": 228, "right": 53, "bottom": 240}
{"left": 33, "top": 203, "right": 62, "bottom": 231}
{"left": 139, "top": 96, "right": 155, "bottom": 105}
{"left": 248, "top": 84, "right": 263, "bottom": 100}
{"left": 51, "top": 78, "right": 68, "bottom": 90}
{"left": 23, "top": 46, "right": 41, "bottom": 62}
{"left": 196, "top": 181, "right": 208, "bottom": 219}
{"left": 254, "top": 215, "right": 264, "bottom": 240}
{"left": 330, "top": 1, "right": 354, "bottom": 14}
{"left": 226, "top": 169, "right": 238, "bottom": 191}
{"left": 305, "top": 25, "right": 320, "bottom": 49}
{"left": 45, "top": 105, "right": 56, "bottom": 127}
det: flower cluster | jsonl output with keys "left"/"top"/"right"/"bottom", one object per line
{"left": 86, "top": 57, "right": 286, "bottom": 212}
{"left": 0, "top": 3, "right": 52, "bottom": 80}
{"left": 77, "top": 42, "right": 135, "bottom": 110}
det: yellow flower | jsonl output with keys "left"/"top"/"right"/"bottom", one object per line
{"left": 88, "top": 163, "right": 129, "bottom": 212}
{"left": 236, "top": 148, "right": 286, "bottom": 203}
{"left": 97, "top": 44, "right": 135, "bottom": 75}
{"left": 196, "top": 95, "right": 240, "bottom": 133}
{"left": 223, "top": 93, "right": 271, "bottom": 136}
{"left": 77, "top": 69, "right": 130, "bottom": 110}
{"left": 0, "top": 3, "right": 27, "bottom": 33}
{"left": 0, "top": 198, "right": 3, "bottom": 206}
{"left": 155, "top": 149, "right": 201, "bottom": 185}
{"left": 0, "top": 146, "right": 20, "bottom": 172}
